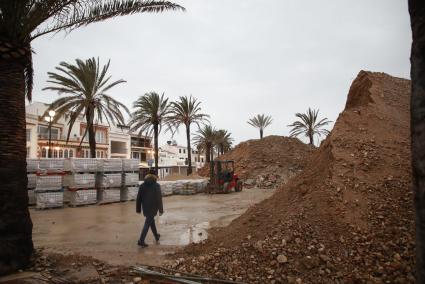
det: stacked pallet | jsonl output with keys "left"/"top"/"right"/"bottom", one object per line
{"left": 98, "top": 159, "right": 122, "bottom": 204}
{"left": 26, "top": 159, "right": 38, "bottom": 206}
{"left": 35, "top": 159, "right": 65, "bottom": 209}
{"left": 158, "top": 181, "right": 174, "bottom": 196}
{"left": 121, "top": 159, "right": 140, "bottom": 201}
{"left": 64, "top": 159, "right": 97, "bottom": 206}
{"left": 179, "top": 180, "right": 196, "bottom": 195}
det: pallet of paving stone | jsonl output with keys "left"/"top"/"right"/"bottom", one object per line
{"left": 124, "top": 172, "right": 139, "bottom": 186}
{"left": 38, "top": 159, "right": 66, "bottom": 174}
{"left": 98, "top": 188, "right": 121, "bottom": 204}
{"left": 100, "top": 173, "right": 122, "bottom": 188}
{"left": 69, "top": 189, "right": 97, "bottom": 206}
{"left": 64, "top": 173, "right": 96, "bottom": 189}
{"left": 122, "top": 159, "right": 139, "bottom": 172}
{"left": 120, "top": 186, "right": 139, "bottom": 201}
{"left": 27, "top": 173, "right": 36, "bottom": 189}
{"left": 65, "top": 158, "right": 97, "bottom": 173}
{"left": 26, "top": 159, "right": 39, "bottom": 173}
{"left": 35, "top": 175, "right": 63, "bottom": 192}
{"left": 158, "top": 181, "right": 173, "bottom": 196}
{"left": 97, "top": 159, "right": 123, "bottom": 172}
{"left": 36, "top": 191, "right": 64, "bottom": 209}
{"left": 28, "top": 190, "right": 36, "bottom": 206}
{"left": 171, "top": 181, "right": 184, "bottom": 194}
{"left": 179, "top": 181, "right": 196, "bottom": 195}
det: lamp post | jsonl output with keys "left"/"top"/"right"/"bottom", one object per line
{"left": 44, "top": 110, "right": 56, "bottom": 158}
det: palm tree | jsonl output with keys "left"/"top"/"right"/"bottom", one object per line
{"left": 0, "top": 0, "right": 184, "bottom": 275}
{"left": 169, "top": 96, "right": 209, "bottom": 175}
{"left": 215, "top": 129, "right": 233, "bottom": 156}
{"left": 247, "top": 114, "right": 273, "bottom": 139}
{"left": 129, "top": 92, "right": 171, "bottom": 174}
{"left": 408, "top": 1, "right": 425, "bottom": 281}
{"left": 43, "top": 58, "right": 129, "bottom": 158}
{"left": 193, "top": 125, "right": 216, "bottom": 163}
{"left": 288, "top": 108, "right": 331, "bottom": 146}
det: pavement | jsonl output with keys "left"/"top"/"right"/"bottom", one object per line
{"left": 30, "top": 188, "right": 274, "bottom": 266}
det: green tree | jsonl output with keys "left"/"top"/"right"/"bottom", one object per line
{"left": 169, "top": 96, "right": 209, "bottom": 175}
{"left": 215, "top": 129, "right": 233, "bottom": 155}
{"left": 129, "top": 92, "right": 171, "bottom": 174}
{"left": 288, "top": 108, "right": 331, "bottom": 145}
{"left": 193, "top": 124, "right": 216, "bottom": 163}
{"left": 44, "top": 58, "right": 129, "bottom": 158}
{"left": 408, "top": 0, "right": 425, "bottom": 281}
{"left": 0, "top": 0, "right": 184, "bottom": 275}
{"left": 247, "top": 114, "right": 273, "bottom": 139}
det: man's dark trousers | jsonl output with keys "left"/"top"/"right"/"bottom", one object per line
{"left": 139, "top": 216, "right": 158, "bottom": 243}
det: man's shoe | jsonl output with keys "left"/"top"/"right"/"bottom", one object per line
{"left": 155, "top": 234, "right": 161, "bottom": 242}
{"left": 137, "top": 240, "right": 148, "bottom": 248}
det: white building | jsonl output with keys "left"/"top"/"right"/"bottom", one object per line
{"left": 25, "top": 101, "right": 153, "bottom": 163}
{"left": 159, "top": 140, "right": 206, "bottom": 169}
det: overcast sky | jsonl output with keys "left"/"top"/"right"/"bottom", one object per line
{"left": 31, "top": 0, "right": 411, "bottom": 146}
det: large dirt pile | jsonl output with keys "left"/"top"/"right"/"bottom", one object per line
{"left": 199, "top": 136, "right": 314, "bottom": 188}
{"left": 167, "top": 71, "right": 414, "bottom": 283}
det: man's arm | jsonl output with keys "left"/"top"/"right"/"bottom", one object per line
{"left": 136, "top": 184, "right": 143, "bottom": 213}
{"left": 156, "top": 184, "right": 164, "bottom": 214}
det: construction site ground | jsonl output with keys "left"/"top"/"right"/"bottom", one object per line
{"left": 29, "top": 188, "right": 274, "bottom": 267}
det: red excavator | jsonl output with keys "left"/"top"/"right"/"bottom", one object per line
{"left": 207, "top": 160, "right": 243, "bottom": 194}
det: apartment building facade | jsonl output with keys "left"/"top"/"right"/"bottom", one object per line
{"left": 25, "top": 102, "right": 153, "bottom": 164}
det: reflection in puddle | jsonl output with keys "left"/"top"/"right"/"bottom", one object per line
{"left": 180, "top": 222, "right": 210, "bottom": 245}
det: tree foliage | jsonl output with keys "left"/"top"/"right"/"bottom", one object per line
{"left": 288, "top": 107, "right": 331, "bottom": 145}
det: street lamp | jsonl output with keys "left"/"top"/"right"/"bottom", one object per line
{"left": 44, "top": 110, "right": 56, "bottom": 158}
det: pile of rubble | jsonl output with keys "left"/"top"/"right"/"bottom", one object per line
{"left": 166, "top": 71, "right": 415, "bottom": 283}
{"left": 200, "top": 136, "right": 314, "bottom": 189}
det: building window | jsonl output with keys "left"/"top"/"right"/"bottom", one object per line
{"left": 26, "top": 147, "right": 30, "bottom": 158}
{"left": 26, "top": 129, "right": 31, "bottom": 141}
{"left": 53, "top": 149, "right": 58, "bottom": 158}
{"left": 132, "top": 152, "right": 140, "bottom": 160}
{"left": 38, "top": 125, "right": 59, "bottom": 140}
{"left": 64, "top": 149, "right": 68, "bottom": 158}
{"left": 101, "top": 151, "right": 104, "bottom": 158}
{"left": 201, "top": 157, "right": 204, "bottom": 162}
{"left": 59, "top": 149, "right": 63, "bottom": 158}
{"left": 69, "top": 150, "right": 73, "bottom": 158}
{"left": 96, "top": 131, "right": 105, "bottom": 144}
{"left": 183, "top": 149, "right": 186, "bottom": 154}
{"left": 41, "top": 148, "right": 47, "bottom": 158}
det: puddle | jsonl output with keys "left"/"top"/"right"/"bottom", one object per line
{"left": 179, "top": 222, "right": 210, "bottom": 245}
{"left": 179, "top": 214, "right": 241, "bottom": 245}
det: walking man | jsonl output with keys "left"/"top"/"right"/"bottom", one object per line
{"left": 136, "top": 169, "right": 163, "bottom": 248}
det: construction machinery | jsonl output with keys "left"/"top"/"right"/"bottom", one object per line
{"left": 207, "top": 160, "right": 243, "bottom": 194}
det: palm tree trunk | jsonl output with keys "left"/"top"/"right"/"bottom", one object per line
{"left": 409, "top": 1, "right": 425, "bottom": 281}
{"left": 309, "top": 134, "right": 314, "bottom": 145}
{"left": 260, "top": 129, "right": 263, "bottom": 139}
{"left": 205, "top": 144, "right": 211, "bottom": 163}
{"left": 0, "top": 58, "right": 34, "bottom": 275}
{"left": 154, "top": 123, "right": 159, "bottom": 174}
{"left": 86, "top": 110, "right": 96, "bottom": 158}
{"left": 186, "top": 123, "right": 192, "bottom": 175}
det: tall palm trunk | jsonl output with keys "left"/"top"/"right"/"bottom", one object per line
{"left": 205, "top": 143, "right": 211, "bottom": 163}
{"left": 0, "top": 58, "right": 34, "bottom": 275}
{"left": 186, "top": 123, "right": 192, "bottom": 175}
{"left": 260, "top": 129, "right": 263, "bottom": 139}
{"left": 409, "top": 1, "right": 425, "bottom": 281}
{"left": 154, "top": 123, "right": 159, "bottom": 174}
{"left": 86, "top": 109, "right": 96, "bottom": 158}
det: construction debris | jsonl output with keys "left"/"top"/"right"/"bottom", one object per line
{"left": 166, "top": 71, "right": 415, "bottom": 283}
{"left": 199, "top": 136, "right": 314, "bottom": 189}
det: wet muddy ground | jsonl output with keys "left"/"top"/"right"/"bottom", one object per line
{"left": 30, "top": 188, "right": 274, "bottom": 266}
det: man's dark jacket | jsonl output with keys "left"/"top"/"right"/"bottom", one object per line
{"left": 136, "top": 174, "right": 163, "bottom": 217}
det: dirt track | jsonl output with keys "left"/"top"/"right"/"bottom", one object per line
{"left": 30, "top": 188, "right": 274, "bottom": 266}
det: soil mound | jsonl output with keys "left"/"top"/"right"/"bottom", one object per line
{"left": 167, "top": 71, "right": 414, "bottom": 283}
{"left": 199, "top": 136, "right": 314, "bottom": 188}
